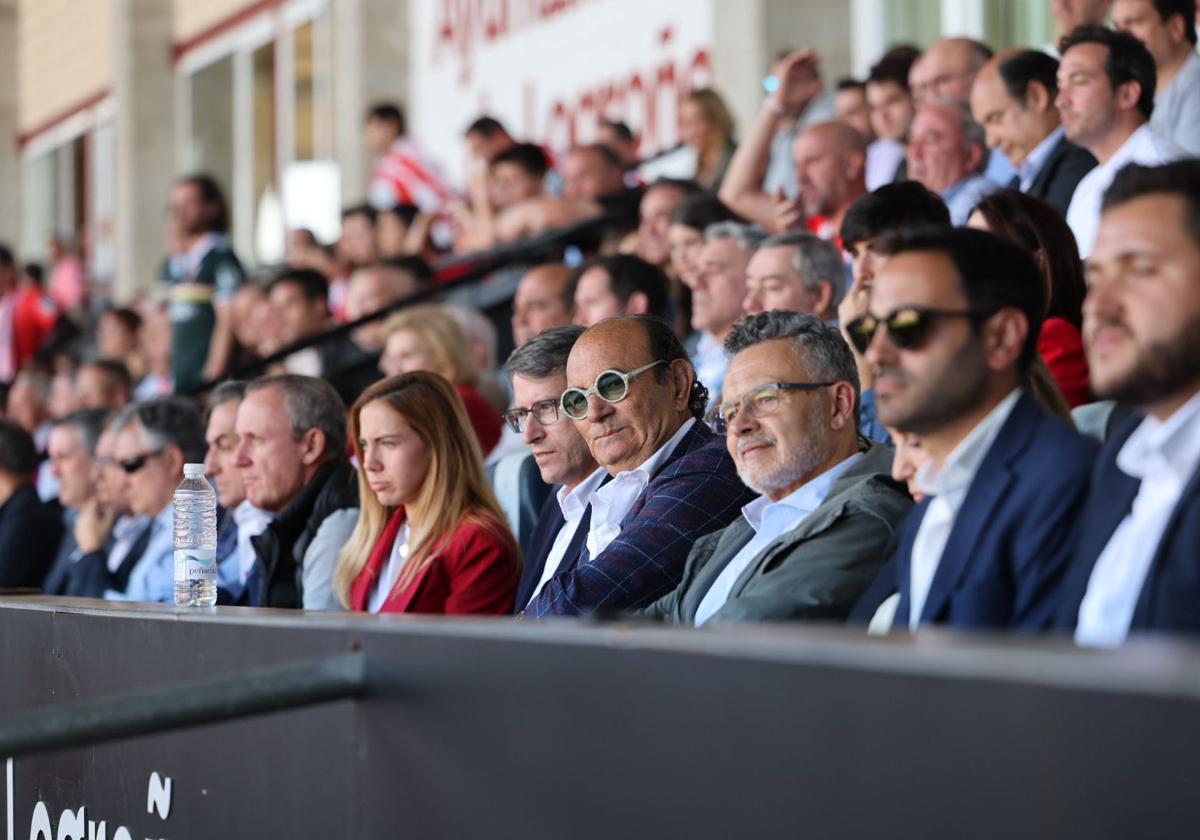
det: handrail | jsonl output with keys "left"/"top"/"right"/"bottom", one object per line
{"left": 185, "top": 210, "right": 624, "bottom": 395}
{"left": 0, "top": 652, "right": 366, "bottom": 758}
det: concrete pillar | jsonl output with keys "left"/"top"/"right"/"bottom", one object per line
{"left": 333, "top": 0, "right": 408, "bottom": 206}
{"left": 0, "top": 0, "right": 19, "bottom": 250}
{"left": 112, "top": 0, "right": 175, "bottom": 301}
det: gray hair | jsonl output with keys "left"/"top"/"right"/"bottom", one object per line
{"left": 505, "top": 325, "right": 586, "bottom": 380}
{"left": 757, "top": 232, "right": 848, "bottom": 308}
{"left": 113, "top": 397, "right": 207, "bottom": 463}
{"left": 929, "top": 98, "right": 988, "bottom": 172}
{"left": 724, "top": 311, "right": 861, "bottom": 423}
{"left": 704, "top": 221, "right": 768, "bottom": 252}
{"left": 51, "top": 407, "right": 112, "bottom": 454}
{"left": 446, "top": 304, "right": 498, "bottom": 370}
{"left": 246, "top": 374, "right": 347, "bottom": 460}
{"left": 205, "top": 380, "right": 248, "bottom": 426}
{"left": 12, "top": 370, "right": 50, "bottom": 401}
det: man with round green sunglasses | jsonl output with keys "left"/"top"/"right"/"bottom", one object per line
{"left": 524, "top": 316, "right": 755, "bottom": 617}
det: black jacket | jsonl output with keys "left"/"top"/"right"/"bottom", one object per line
{"left": 0, "top": 484, "right": 63, "bottom": 589}
{"left": 1025, "top": 134, "right": 1097, "bottom": 217}
{"left": 250, "top": 459, "right": 358, "bottom": 609}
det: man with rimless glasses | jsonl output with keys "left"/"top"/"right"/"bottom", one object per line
{"left": 850, "top": 226, "right": 1097, "bottom": 631}
{"left": 523, "top": 316, "right": 755, "bottom": 616}
{"left": 636, "top": 312, "right": 911, "bottom": 625}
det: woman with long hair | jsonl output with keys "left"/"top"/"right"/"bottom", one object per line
{"left": 333, "top": 372, "right": 520, "bottom": 614}
{"left": 968, "top": 189, "right": 1090, "bottom": 407}
{"left": 378, "top": 304, "right": 503, "bottom": 456}
{"left": 678, "top": 88, "right": 738, "bottom": 193}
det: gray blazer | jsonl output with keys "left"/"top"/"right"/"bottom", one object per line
{"left": 639, "top": 442, "right": 912, "bottom": 625}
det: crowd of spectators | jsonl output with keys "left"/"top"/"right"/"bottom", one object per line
{"left": 1, "top": 0, "right": 1199, "bottom": 648}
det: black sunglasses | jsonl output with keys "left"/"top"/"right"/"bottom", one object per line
{"left": 118, "top": 449, "right": 165, "bottom": 474}
{"left": 845, "top": 306, "right": 996, "bottom": 355}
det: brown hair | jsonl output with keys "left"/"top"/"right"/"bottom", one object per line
{"left": 380, "top": 304, "right": 480, "bottom": 386}
{"left": 332, "top": 372, "right": 518, "bottom": 607}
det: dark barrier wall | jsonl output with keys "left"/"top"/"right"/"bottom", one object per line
{"left": 3, "top": 596, "right": 1200, "bottom": 838}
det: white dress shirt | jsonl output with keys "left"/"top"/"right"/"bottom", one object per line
{"left": 865, "top": 138, "right": 905, "bottom": 190}
{"left": 908, "top": 389, "right": 1021, "bottom": 629}
{"left": 691, "top": 334, "right": 728, "bottom": 402}
{"left": 586, "top": 418, "right": 696, "bottom": 560}
{"left": 693, "top": 452, "right": 861, "bottom": 626}
{"left": 1066, "top": 124, "right": 1184, "bottom": 258}
{"left": 1017, "top": 126, "right": 1066, "bottom": 192}
{"left": 526, "top": 467, "right": 608, "bottom": 608}
{"left": 368, "top": 520, "right": 412, "bottom": 614}
{"left": 1075, "top": 391, "right": 1200, "bottom": 647}
{"left": 233, "top": 500, "right": 274, "bottom": 583}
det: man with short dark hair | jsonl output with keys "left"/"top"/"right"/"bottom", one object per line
{"left": 512, "top": 264, "right": 575, "bottom": 347}
{"left": 851, "top": 227, "right": 1097, "bottom": 630}
{"left": 524, "top": 316, "right": 756, "bottom": 616}
{"left": 338, "top": 204, "right": 378, "bottom": 272}
{"left": 970, "top": 49, "right": 1097, "bottom": 215}
{"left": 571, "top": 254, "right": 669, "bottom": 327}
{"left": 1058, "top": 26, "right": 1185, "bottom": 256}
{"left": 638, "top": 311, "right": 911, "bottom": 624}
{"left": 1113, "top": 0, "right": 1200, "bottom": 154}
{"left": 489, "top": 144, "right": 550, "bottom": 210}
{"left": 637, "top": 178, "right": 701, "bottom": 269}
{"left": 365, "top": 101, "right": 452, "bottom": 212}
{"left": 596, "top": 119, "right": 639, "bottom": 170}
{"left": 464, "top": 115, "right": 516, "bottom": 165}
{"left": 235, "top": 374, "right": 358, "bottom": 609}
{"left": 0, "top": 418, "right": 63, "bottom": 588}
{"left": 504, "top": 325, "right": 603, "bottom": 610}
{"left": 75, "top": 359, "right": 133, "bottom": 411}
{"left": 743, "top": 232, "right": 845, "bottom": 323}
{"left": 865, "top": 51, "right": 918, "bottom": 187}
{"left": 164, "top": 174, "right": 246, "bottom": 392}
{"left": 268, "top": 268, "right": 332, "bottom": 379}
{"left": 1056, "top": 161, "right": 1200, "bottom": 643}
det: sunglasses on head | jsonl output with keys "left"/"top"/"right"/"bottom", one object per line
{"left": 118, "top": 449, "right": 165, "bottom": 474}
{"left": 845, "top": 306, "right": 996, "bottom": 355}
{"left": 560, "top": 360, "right": 667, "bottom": 421}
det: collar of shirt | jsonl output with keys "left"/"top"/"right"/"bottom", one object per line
{"left": 233, "top": 499, "right": 274, "bottom": 529}
{"left": 113, "top": 513, "right": 150, "bottom": 543}
{"left": 557, "top": 467, "right": 608, "bottom": 522}
{"left": 915, "top": 389, "right": 1022, "bottom": 502}
{"left": 741, "top": 451, "right": 863, "bottom": 535}
{"left": 1018, "top": 126, "right": 1065, "bottom": 191}
{"left": 184, "top": 233, "right": 227, "bottom": 277}
{"left": 1116, "top": 389, "right": 1200, "bottom": 486}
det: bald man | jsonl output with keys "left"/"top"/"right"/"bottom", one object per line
{"left": 512, "top": 264, "right": 574, "bottom": 347}
{"left": 910, "top": 37, "right": 1016, "bottom": 185}
{"left": 722, "top": 120, "right": 867, "bottom": 238}
{"left": 970, "top": 49, "right": 1096, "bottom": 214}
{"left": 907, "top": 101, "right": 999, "bottom": 224}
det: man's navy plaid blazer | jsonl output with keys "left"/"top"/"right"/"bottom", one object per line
{"left": 526, "top": 420, "right": 758, "bottom": 617}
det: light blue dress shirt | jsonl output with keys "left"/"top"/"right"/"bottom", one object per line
{"left": 941, "top": 172, "right": 1000, "bottom": 225}
{"left": 1017, "top": 126, "right": 1066, "bottom": 192}
{"left": 117, "top": 503, "right": 176, "bottom": 604}
{"left": 693, "top": 452, "right": 862, "bottom": 625}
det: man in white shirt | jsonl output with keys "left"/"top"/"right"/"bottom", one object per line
{"left": 685, "top": 223, "right": 767, "bottom": 403}
{"left": 524, "top": 316, "right": 756, "bottom": 616}
{"left": 637, "top": 311, "right": 911, "bottom": 625}
{"left": 1113, "top": 0, "right": 1200, "bottom": 155}
{"left": 1057, "top": 160, "right": 1200, "bottom": 644}
{"left": 854, "top": 226, "right": 1097, "bottom": 630}
{"left": 503, "top": 326, "right": 604, "bottom": 611}
{"left": 1059, "top": 26, "right": 1185, "bottom": 257}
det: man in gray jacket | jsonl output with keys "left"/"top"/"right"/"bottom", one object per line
{"left": 640, "top": 311, "right": 912, "bottom": 625}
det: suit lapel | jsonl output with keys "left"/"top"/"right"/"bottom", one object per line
{"left": 892, "top": 502, "right": 927, "bottom": 626}
{"left": 917, "top": 394, "right": 1038, "bottom": 625}
{"left": 683, "top": 519, "right": 756, "bottom": 619}
{"left": 514, "top": 493, "right": 565, "bottom": 610}
{"left": 1131, "top": 463, "right": 1200, "bottom": 626}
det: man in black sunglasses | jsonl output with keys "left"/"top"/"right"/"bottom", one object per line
{"left": 523, "top": 316, "right": 756, "bottom": 617}
{"left": 851, "top": 226, "right": 1098, "bottom": 631}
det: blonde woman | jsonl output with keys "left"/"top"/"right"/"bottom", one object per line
{"left": 334, "top": 372, "right": 520, "bottom": 614}
{"left": 678, "top": 88, "right": 737, "bottom": 192}
{"left": 378, "top": 303, "right": 503, "bottom": 456}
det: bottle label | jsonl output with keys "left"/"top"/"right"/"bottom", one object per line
{"left": 174, "top": 548, "right": 217, "bottom": 583}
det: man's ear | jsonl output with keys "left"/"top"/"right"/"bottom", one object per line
{"left": 829, "top": 381, "right": 858, "bottom": 431}
{"left": 671, "top": 358, "right": 695, "bottom": 409}
{"left": 812, "top": 280, "right": 835, "bottom": 317}
{"left": 983, "top": 308, "right": 1030, "bottom": 372}
{"left": 1025, "top": 80, "right": 1051, "bottom": 115}
{"left": 1115, "top": 79, "right": 1142, "bottom": 114}
{"left": 298, "top": 428, "right": 328, "bottom": 466}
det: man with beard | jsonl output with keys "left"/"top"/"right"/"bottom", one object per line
{"left": 636, "top": 311, "right": 911, "bottom": 625}
{"left": 849, "top": 226, "right": 1096, "bottom": 630}
{"left": 1056, "top": 161, "right": 1200, "bottom": 644}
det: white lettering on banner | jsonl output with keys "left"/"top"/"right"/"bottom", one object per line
{"left": 145, "top": 775, "right": 170, "bottom": 821}
{"left": 411, "top": 0, "right": 714, "bottom": 186}
{"left": 7, "top": 767, "right": 173, "bottom": 840}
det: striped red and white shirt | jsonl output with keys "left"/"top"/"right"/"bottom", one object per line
{"left": 368, "top": 137, "right": 454, "bottom": 212}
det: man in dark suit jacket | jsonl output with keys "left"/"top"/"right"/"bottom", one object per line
{"left": 502, "top": 325, "right": 606, "bottom": 612}
{"left": 853, "top": 226, "right": 1097, "bottom": 631}
{"left": 41, "top": 408, "right": 111, "bottom": 596}
{"left": 640, "top": 312, "right": 912, "bottom": 625}
{"left": 970, "top": 49, "right": 1096, "bottom": 216}
{"left": 1055, "top": 161, "right": 1200, "bottom": 644}
{"left": 0, "top": 419, "right": 63, "bottom": 590}
{"left": 526, "top": 316, "right": 757, "bottom": 617}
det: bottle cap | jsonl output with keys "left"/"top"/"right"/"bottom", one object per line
{"left": 183, "top": 463, "right": 206, "bottom": 478}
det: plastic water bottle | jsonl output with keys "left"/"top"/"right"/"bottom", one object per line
{"left": 174, "top": 463, "right": 218, "bottom": 607}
